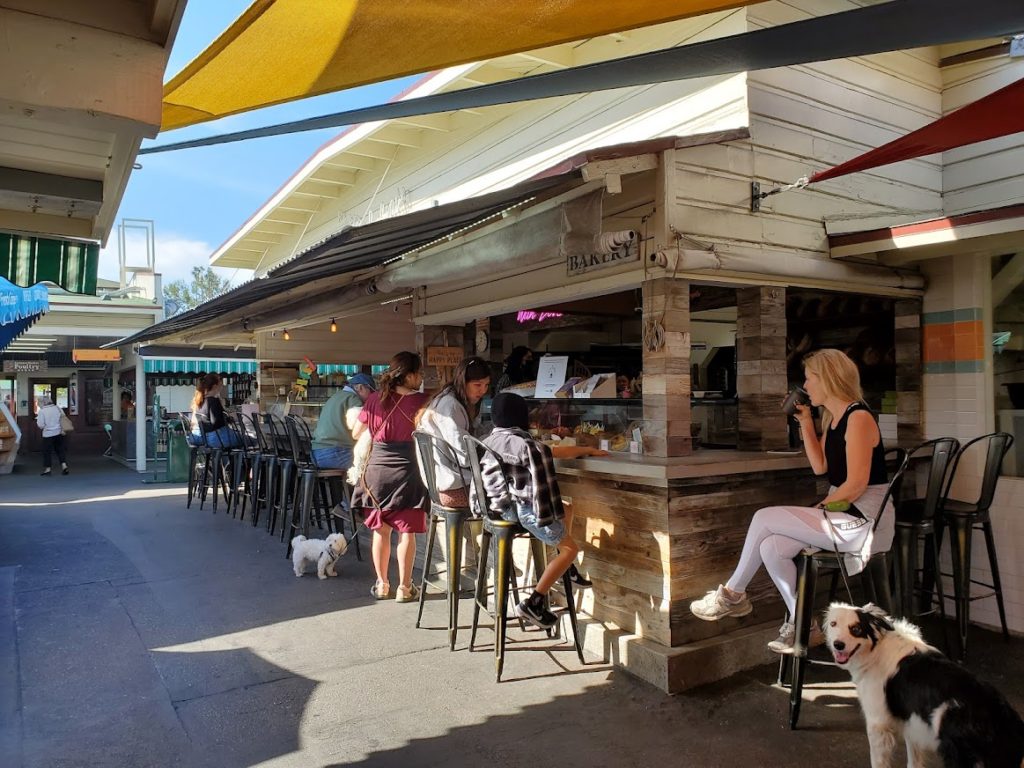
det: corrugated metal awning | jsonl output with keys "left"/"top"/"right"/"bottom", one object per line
{"left": 111, "top": 172, "right": 581, "bottom": 347}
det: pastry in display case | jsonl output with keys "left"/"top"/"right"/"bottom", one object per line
{"left": 524, "top": 395, "right": 642, "bottom": 453}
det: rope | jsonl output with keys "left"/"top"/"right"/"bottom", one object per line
{"left": 755, "top": 175, "right": 810, "bottom": 201}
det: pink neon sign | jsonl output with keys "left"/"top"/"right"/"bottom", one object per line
{"left": 516, "top": 310, "right": 564, "bottom": 324}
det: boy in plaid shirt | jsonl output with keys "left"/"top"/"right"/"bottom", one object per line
{"left": 481, "top": 392, "right": 585, "bottom": 629}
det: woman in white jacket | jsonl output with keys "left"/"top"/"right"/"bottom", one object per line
{"left": 36, "top": 396, "right": 69, "bottom": 475}
{"left": 418, "top": 357, "right": 491, "bottom": 507}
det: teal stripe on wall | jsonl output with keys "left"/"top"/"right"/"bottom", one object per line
{"left": 923, "top": 360, "right": 984, "bottom": 374}
{"left": 922, "top": 307, "right": 982, "bottom": 325}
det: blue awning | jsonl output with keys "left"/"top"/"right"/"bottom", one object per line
{"left": 0, "top": 276, "right": 49, "bottom": 351}
{"left": 143, "top": 358, "right": 258, "bottom": 375}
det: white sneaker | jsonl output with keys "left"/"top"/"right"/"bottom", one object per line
{"left": 768, "top": 621, "right": 826, "bottom": 654}
{"left": 689, "top": 585, "right": 753, "bottom": 621}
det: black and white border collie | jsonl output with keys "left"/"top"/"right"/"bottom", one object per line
{"left": 824, "top": 603, "right": 1024, "bottom": 768}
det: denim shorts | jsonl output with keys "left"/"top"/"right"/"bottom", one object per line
{"left": 501, "top": 501, "right": 565, "bottom": 547}
{"left": 312, "top": 445, "right": 353, "bottom": 471}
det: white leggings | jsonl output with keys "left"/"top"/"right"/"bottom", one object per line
{"left": 725, "top": 504, "right": 870, "bottom": 618}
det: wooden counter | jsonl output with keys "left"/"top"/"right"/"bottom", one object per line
{"left": 553, "top": 449, "right": 828, "bottom": 691}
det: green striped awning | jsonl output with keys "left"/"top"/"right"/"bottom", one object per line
{"left": 143, "top": 358, "right": 258, "bottom": 374}
{"left": 315, "top": 364, "right": 389, "bottom": 375}
{"left": 0, "top": 233, "right": 99, "bottom": 295}
{"left": 316, "top": 364, "right": 360, "bottom": 375}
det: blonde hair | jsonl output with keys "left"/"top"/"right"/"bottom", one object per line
{"left": 802, "top": 348, "right": 864, "bottom": 429}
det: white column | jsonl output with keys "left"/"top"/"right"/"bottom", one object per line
{"left": 135, "top": 363, "right": 146, "bottom": 472}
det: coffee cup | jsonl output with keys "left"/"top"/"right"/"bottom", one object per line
{"left": 781, "top": 386, "right": 811, "bottom": 417}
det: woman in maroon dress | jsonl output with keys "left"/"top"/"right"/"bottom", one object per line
{"left": 351, "top": 352, "right": 429, "bottom": 601}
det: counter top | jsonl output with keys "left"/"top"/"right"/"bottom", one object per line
{"left": 554, "top": 448, "right": 810, "bottom": 482}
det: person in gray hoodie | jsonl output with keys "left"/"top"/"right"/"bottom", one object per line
{"left": 418, "top": 356, "right": 491, "bottom": 508}
{"left": 35, "top": 396, "right": 69, "bottom": 476}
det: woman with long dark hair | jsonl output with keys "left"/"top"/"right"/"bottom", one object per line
{"left": 188, "top": 373, "right": 242, "bottom": 449}
{"left": 417, "top": 356, "right": 491, "bottom": 508}
{"left": 351, "top": 352, "right": 429, "bottom": 601}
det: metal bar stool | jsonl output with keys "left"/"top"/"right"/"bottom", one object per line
{"left": 779, "top": 447, "right": 908, "bottom": 729}
{"left": 283, "top": 416, "right": 352, "bottom": 559}
{"left": 892, "top": 437, "right": 959, "bottom": 626}
{"left": 180, "top": 412, "right": 203, "bottom": 509}
{"left": 938, "top": 432, "right": 1014, "bottom": 661}
{"left": 264, "top": 414, "right": 296, "bottom": 537}
{"left": 237, "top": 413, "right": 266, "bottom": 523}
{"left": 223, "top": 414, "right": 251, "bottom": 518}
{"left": 412, "top": 430, "right": 474, "bottom": 650}
{"left": 464, "top": 433, "right": 585, "bottom": 681}
{"left": 245, "top": 413, "right": 276, "bottom": 527}
{"left": 196, "top": 424, "right": 231, "bottom": 513}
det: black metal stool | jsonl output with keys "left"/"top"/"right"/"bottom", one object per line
{"left": 180, "top": 412, "right": 203, "bottom": 509}
{"left": 412, "top": 430, "right": 474, "bottom": 650}
{"left": 892, "top": 437, "right": 958, "bottom": 624}
{"left": 284, "top": 416, "right": 354, "bottom": 559}
{"left": 779, "top": 447, "right": 907, "bottom": 729}
{"left": 239, "top": 413, "right": 267, "bottom": 523}
{"left": 939, "top": 432, "right": 1014, "bottom": 660}
{"left": 223, "top": 414, "right": 251, "bottom": 518}
{"left": 264, "top": 414, "right": 296, "bottom": 537}
{"left": 464, "top": 434, "right": 585, "bottom": 682}
{"left": 197, "top": 427, "right": 231, "bottom": 513}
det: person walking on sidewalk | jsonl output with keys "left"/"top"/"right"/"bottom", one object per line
{"left": 36, "top": 396, "right": 69, "bottom": 476}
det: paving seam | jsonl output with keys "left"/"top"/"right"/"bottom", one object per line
{"left": 115, "top": 584, "right": 196, "bottom": 747}
{"left": 0, "top": 566, "right": 24, "bottom": 768}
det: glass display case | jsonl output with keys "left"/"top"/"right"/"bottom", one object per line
{"left": 485, "top": 397, "right": 644, "bottom": 452}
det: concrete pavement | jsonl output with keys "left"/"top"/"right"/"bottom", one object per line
{"left": 1, "top": 455, "right": 1022, "bottom": 767}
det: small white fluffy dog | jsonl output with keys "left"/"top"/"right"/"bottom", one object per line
{"left": 824, "top": 602, "right": 1024, "bottom": 768}
{"left": 291, "top": 533, "right": 348, "bottom": 579}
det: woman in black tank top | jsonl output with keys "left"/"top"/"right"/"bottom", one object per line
{"left": 689, "top": 348, "right": 894, "bottom": 654}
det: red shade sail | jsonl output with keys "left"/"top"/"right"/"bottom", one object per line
{"left": 810, "top": 76, "right": 1024, "bottom": 184}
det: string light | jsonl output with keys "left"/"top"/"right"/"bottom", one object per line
{"left": 283, "top": 329, "right": 291, "bottom": 341}
{"left": 330, "top": 318, "right": 337, "bottom": 333}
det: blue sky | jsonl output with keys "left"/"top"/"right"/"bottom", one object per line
{"left": 99, "top": 2, "right": 415, "bottom": 286}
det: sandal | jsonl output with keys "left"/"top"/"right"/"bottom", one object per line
{"left": 370, "top": 581, "right": 391, "bottom": 600}
{"left": 394, "top": 584, "right": 420, "bottom": 603}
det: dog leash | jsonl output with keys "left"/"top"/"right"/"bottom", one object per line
{"left": 819, "top": 500, "right": 862, "bottom": 603}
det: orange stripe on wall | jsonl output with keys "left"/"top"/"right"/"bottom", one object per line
{"left": 924, "top": 320, "right": 984, "bottom": 363}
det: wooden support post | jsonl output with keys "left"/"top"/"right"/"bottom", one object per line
{"left": 416, "top": 324, "right": 465, "bottom": 390}
{"left": 736, "top": 286, "right": 788, "bottom": 451}
{"left": 642, "top": 277, "right": 691, "bottom": 457}
{"left": 895, "top": 298, "right": 923, "bottom": 444}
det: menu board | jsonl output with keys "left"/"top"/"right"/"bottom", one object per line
{"left": 534, "top": 356, "right": 569, "bottom": 398}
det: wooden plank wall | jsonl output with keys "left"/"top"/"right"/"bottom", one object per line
{"left": 736, "top": 286, "right": 789, "bottom": 451}
{"left": 256, "top": 305, "right": 416, "bottom": 365}
{"left": 940, "top": 47, "right": 1024, "bottom": 216}
{"left": 642, "top": 277, "right": 692, "bottom": 457}
{"left": 671, "top": 0, "right": 943, "bottom": 265}
{"left": 562, "top": 463, "right": 826, "bottom": 648}
{"left": 667, "top": 468, "right": 826, "bottom": 646}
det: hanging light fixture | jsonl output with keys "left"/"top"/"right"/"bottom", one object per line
{"left": 330, "top": 318, "right": 337, "bottom": 333}
{"left": 283, "top": 328, "right": 291, "bottom": 341}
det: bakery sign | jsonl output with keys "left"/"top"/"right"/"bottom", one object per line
{"left": 566, "top": 240, "right": 639, "bottom": 277}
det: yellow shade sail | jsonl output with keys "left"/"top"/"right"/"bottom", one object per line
{"left": 161, "top": 0, "right": 755, "bottom": 131}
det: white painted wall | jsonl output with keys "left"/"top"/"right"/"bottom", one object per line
{"left": 940, "top": 46, "right": 1024, "bottom": 216}
{"left": 669, "top": 0, "right": 943, "bottom": 270}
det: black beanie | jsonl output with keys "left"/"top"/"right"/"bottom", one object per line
{"left": 491, "top": 392, "right": 529, "bottom": 430}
